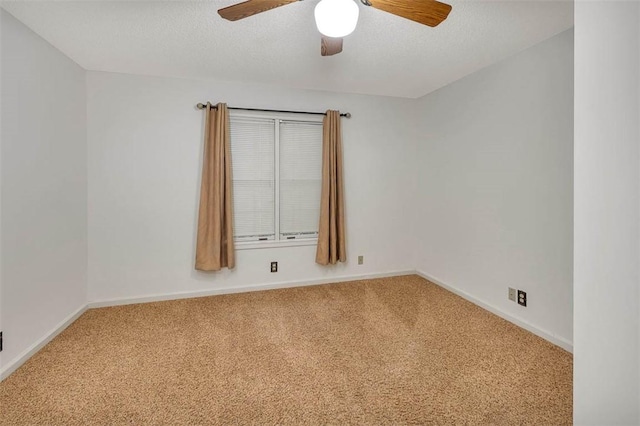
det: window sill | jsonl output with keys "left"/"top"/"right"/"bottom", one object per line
{"left": 235, "top": 239, "right": 318, "bottom": 251}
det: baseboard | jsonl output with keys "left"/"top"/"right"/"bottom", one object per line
{"left": 1, "top": 268, "right": 571, "bottom": 383}
{"left": 415, "top": 270, "right": 573, "bottom": 353}
{"left": 0, "top": 304, "right": 88, "bottom": 381}
{"left": 1, "top": 270, "right": 412, "bottom": 381}
{"left": 87, "top": 270, "right": 416, "bottom": 308}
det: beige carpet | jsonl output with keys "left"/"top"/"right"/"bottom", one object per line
{"left": 0, "top": 275, "right": 572, "bottom": 425}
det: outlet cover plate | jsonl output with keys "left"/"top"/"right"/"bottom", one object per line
{"left": 517, "top": 290, "right": 527, "bottom": 307}
{"left": 270, "top": 262, "right": 278, "bottom": 273}
{"left": 508, "top": 287, "right": 516, "bottom": 302}
{"left": 357, "top": 255, "right": 364, "bottom": 265}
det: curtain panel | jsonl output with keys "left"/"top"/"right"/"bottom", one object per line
{"left": 316, "top": 110, "right": 346, "bottom": 265}
{"left": 195, "top": 103, "right": 236, "bottom": 271}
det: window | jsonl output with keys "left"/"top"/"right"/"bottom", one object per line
{"left": 229, "top": 111, "right": 323, "bottom": 246}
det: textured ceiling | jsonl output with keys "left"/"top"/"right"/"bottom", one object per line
{"left": 1, "top": 0, "right": 573, "bottom": 98}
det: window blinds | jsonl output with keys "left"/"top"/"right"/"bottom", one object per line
{"left": 229, "top": 115, "right": 322, "bottom": 243}
{"left": 229, "top": 118, "right": 275, "bottom": 241}
{"left": 279, "top": 121, "right": 322, "bottom": 239}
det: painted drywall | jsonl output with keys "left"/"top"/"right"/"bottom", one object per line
{"left": 574, "top": 2, "right": 639, "bottom": 424}
{"left": 413, "top": 30, "right": 574, "bottom": 347}
{"left": 0, "top": 10, "right": 87, "bottom": 372}
{"left": 86, "top": 72, "right": 417, "bottom": 302}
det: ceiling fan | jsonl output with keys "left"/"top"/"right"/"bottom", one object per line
{"left": 218, "top": 0, "right": 452, "bottom": 56}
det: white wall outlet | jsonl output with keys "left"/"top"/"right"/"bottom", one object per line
{"left": 357, "top": 255, "right": 364, "bottom": 265}
{"left": 508, "top": 287, "right": 516, "bottom": 302}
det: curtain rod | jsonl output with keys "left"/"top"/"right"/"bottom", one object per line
{"left": 196, "top": 103, "right": 351, "bottom": 118}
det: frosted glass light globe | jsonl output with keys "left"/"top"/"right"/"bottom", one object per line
{"left": 314, "top": 0, "right": 360, "bottom": 38}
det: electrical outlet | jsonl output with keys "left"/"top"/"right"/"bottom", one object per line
{"left": 508, "top": 287, "right": 516, "bottom": 302}
{"left": 358, "top": 255, "right": 364, "bottom": 265}
{"left": 270, "top": 262, "right": 278, "bottom": 273}
{"left": 517, "top": 290, "right": 527, "bottom": 307}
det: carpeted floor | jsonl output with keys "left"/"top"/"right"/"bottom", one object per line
{"left": 0, "top": 275, "right": 572, "bottom": 425}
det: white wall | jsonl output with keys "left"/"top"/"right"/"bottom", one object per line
{"left": 413, "top": 30, "right": 574, "bottom": 348}
{"left": 0, "top": 10, "right": 87, "bottom": 373}
{"left": 87, "top": 72, "right": 417, "bottom": 303}
{"left": 574, "top": 2, "right": 639, "bottom": 424}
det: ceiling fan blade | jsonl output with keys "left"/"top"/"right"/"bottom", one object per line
{"left": 321, "top": 36, "right": 343, "bottom": 56}
{"left": 218, "top": 0, "right": 298, "bottom": 21}
{"left": 368, "top": 0, "right": 452, "bottom": 27}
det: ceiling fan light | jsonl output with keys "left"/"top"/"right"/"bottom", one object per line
{"left": 314, "top": 0, "right": 359, "bottom": 38}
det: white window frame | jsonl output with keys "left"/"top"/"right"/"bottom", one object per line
{"left": 230, "top": 109, "right": 323, "bottom": 251}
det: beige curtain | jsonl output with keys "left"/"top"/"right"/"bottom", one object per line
{"left": 195, "top": 103, "right": 235, "bottom": 271}
{"left": 316, "top": 110, "right": 346, "bottom": 265}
